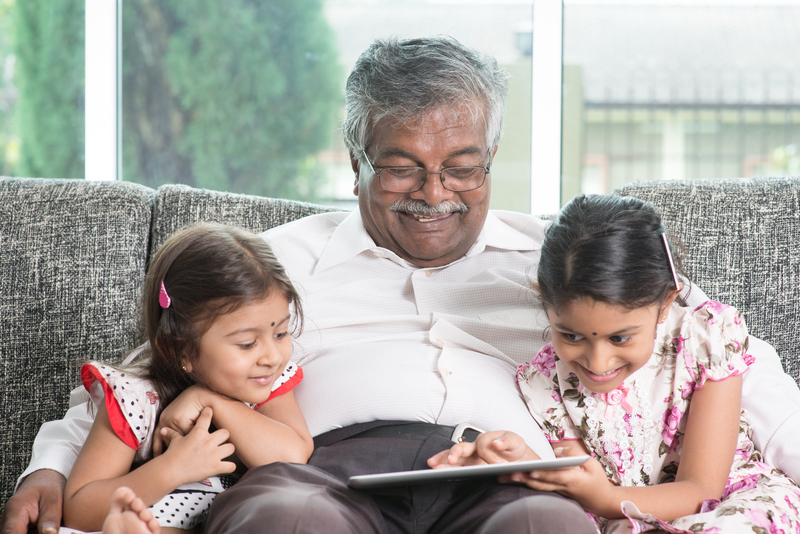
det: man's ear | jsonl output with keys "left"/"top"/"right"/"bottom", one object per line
{"left": 350, "top": 152, "right": 360, "bottom": 196}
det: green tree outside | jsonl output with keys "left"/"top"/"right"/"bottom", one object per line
{"left": 12, "top": 0, "right": 85, "bottom": 179}
{"left": 8, "top": 0, "right": 340, "bottom": 199}
{"left": 122, "top": 0, "right": 342, "bottom": 200}
{"left": 0, "top": 0, "right": 19, "bottom": 176}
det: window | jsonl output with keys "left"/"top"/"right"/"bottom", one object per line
{"left": 7, "top": 1, "right": 794, "bottom": 215}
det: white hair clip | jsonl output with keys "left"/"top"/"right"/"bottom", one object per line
{"left": 661, "top": 233, "right": 681, "bottom": 291}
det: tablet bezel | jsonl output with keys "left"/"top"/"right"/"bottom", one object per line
{"left": 347, "top": 455, "right": 590, "bottom": 490}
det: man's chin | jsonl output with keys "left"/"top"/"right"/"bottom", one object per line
{"left": 399, "top": 240, "right": 463, "bottom": 267}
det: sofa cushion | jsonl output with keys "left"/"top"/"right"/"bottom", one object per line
{"left": 613, "top": 176, "right": 800, "bottom": 385}
{"left": 149, "top": 184, "right": 340, "bottom": 255}
{"left": 0, "top": 177, "right": 155, "bottom": 505}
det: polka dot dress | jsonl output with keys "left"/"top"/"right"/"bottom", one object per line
{"left": 81, "top": 362, "right": 303, "bottom": 530}
{"left": 149, "top": 474, "right": 237, "bottom": 530}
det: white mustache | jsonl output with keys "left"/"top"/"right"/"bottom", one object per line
{"left": 389, "top": 199, "right": 468, "bottom": 216}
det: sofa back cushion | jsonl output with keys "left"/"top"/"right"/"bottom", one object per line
{"left": 149, "top": 184, "right": 340, "bottom": 256}
{"left": 0, "top": 178, "right": 155, "bottom": 505}
{"left": 613, "top": 176, "right": 800, "bottom": 385}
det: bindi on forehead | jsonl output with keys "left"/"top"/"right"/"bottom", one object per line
{"left": 592, "top": 332, "right": 597, "bottom": 336}
{"left": 271, "top": 322, "right": 275, "bottom": 327}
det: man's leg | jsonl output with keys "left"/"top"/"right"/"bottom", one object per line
{"left": 202, "top": 463, "right": 386, "bottom": 534}
{"left": 476, "top": 493, "right": 597, "bottom": 534}
{"left": 314, "top": 434, "right": 596, "bottom": 534}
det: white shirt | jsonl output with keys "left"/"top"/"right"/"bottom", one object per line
{"left": 20, "top": 210, "right": 800, "bottom": 484}
{"left": 268, "top": 210, "right": 552, "bottom": 455}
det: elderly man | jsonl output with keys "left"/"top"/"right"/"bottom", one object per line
{"left": 3, "top": 36, "right": 800, "bottom": 534}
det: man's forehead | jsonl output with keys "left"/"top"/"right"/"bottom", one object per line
{"left": 383, "top": 104, "right": 482, "bottom": 133}
{"left": 370, "top": 105, "right": 488, "bottom": 154}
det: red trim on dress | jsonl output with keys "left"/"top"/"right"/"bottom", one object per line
{"left": 81, "top": 364, "right": 140, "bottom": 450}
{"left": 253, "top": 366, "right": 304, "bottom": 410}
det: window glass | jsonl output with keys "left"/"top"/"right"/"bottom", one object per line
{"left": 0, "top": 0, "right": 85, "bottom": 179}
{"left": 561, "top": 1, "right": 800, "bottom": 201}
{"left": 120, "top": 0, "right": 533, "bottom": 211}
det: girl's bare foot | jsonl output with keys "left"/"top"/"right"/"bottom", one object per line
{"left": 102, "top": 487, "right": 160, "bottom": 534}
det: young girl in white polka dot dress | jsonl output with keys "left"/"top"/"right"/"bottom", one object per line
{"left": 61, "top": 223, "right": 314, "bottom": 533}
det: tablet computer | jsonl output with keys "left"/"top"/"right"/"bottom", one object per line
{"left": 347, "top": 455, "right": 590, "bottom": 490}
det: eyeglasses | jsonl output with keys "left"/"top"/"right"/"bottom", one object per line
{"left": 361, "top": 150, "right": 490, "bottom": 193}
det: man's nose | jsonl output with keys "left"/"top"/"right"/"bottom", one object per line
{"left": 410, "top": 171, "right": 455, "bottom": 205}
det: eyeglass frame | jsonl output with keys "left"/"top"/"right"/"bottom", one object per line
{"left": 360, "top": 149, "right": 491, "bottom": 193}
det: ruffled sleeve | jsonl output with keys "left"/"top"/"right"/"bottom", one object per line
{"left": 679, "top": 301, "right": 753, "bottom": 389}
{"left": 251, "top": 363, "right": 303, "bottom": 410}
{"left": 517, "top": 344, "right": 581, "bottom": 442}
{"left": 81, "top": 362, "right": 161, "bottom": 451}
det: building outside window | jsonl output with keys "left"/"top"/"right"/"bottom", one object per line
{"left": 562, "top": 1, "right": 800, "bottom": 203}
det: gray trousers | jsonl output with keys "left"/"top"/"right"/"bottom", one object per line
{"left": 203, "top": 435, "right": 596, "bottom": 534}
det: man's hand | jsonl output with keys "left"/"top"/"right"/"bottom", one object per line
{"left": 152, "top": 385, "right": 211, "bottom": 456}
{"left": 1, "top": 469, "right": 65, "bottom": 534}
{"left": 427, "top": 431, "right": 539, "bottom": 469}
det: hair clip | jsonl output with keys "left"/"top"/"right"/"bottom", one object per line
{"left": 159, "top": 280, "right": 172, "bottom": 309}
{"left": 661, "top": 233, "right": 681, "bottom": 291}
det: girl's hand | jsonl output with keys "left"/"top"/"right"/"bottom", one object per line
{"left": 427, "top": 431, "right": 539, "bottom": 468}
{"left": 152, "top": 386, "right": 214, "bottom": 456}
{"left": 503, "top": 452, "right": 616, "bottom": 515}
{"left": 159, "top": 407, "right": 236, "bottom": 486}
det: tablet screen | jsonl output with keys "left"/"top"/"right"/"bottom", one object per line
{"left": 347, "top": 455, "right": 590, "bottom": 490}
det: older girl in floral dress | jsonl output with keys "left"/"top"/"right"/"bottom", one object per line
{"left": 432, "top": 195, "right": 800, "bottom": 533}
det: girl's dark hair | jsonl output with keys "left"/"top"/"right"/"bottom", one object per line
{"left": 537, "top": 194, "right": 688, "bottom": 313}
{"left": 140, "top": 223, "right": 302, "bottom": 410}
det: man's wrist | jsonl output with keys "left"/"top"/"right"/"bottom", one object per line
{"left": 18, "top": 468, "right": 66, "bottom": 490}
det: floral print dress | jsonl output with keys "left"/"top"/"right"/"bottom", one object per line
{"left": 517, "top": 301, "right": 800, "bottom": 534}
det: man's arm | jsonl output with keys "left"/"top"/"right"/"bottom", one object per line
{"left": 2, "top": 387, "right": 95, "bottom": 534}
{"left": 740, "top": 336, "right": 800, "bottom": 481}
{"left": 684, "top": 282, "right": 800, "bottom": 481}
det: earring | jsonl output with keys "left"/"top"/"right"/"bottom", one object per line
{"left": 182, "top": 365, "right": 187, "bottom": 372}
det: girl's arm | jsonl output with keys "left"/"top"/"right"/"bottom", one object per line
{"left": 519, "top": 377, "right": 742, "bottom": 520}
{"left": 63, "top": 404, "right": 235, "bottom": 532}
{"left": 154, "top": 386, "right": 313, "bottom": 467}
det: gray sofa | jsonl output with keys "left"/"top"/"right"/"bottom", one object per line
{"left": 1, "top": 175, "right": 798, "bottom": 512}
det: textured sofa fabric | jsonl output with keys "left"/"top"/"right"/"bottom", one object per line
{"left": 0, "top": 178, "right": 156, "bottom": 507}
{"left": 1, "top": 175, "right": 798, "bottom": 513}
{"left": 613, "top": 177, "right": 800, "bottom": 385}
{"left": 149, "top": 184, "right": 338, "bottom": 254}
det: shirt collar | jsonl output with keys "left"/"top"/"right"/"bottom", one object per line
{"left": 313, "top": 209, "right": 540, "bottom": 274}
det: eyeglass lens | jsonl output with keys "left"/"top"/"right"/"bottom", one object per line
{"left": 379, "top": 167, "right": 487, "bottom": 193}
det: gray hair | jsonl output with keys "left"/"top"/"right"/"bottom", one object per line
{"left": 343, "top": 36, "right": 510, "bottom": 159}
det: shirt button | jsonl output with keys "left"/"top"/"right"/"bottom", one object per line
{"left": 372, "top": 251, "right": 382, "bottom": 258}
{"left": 426, "top": 270, "right": 433, "bottom": 277}
{"left": 440, "top": 368, "right": 451, "bottom": 376}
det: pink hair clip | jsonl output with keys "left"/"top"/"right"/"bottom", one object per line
{"left": 661, "top": 233, "right": 681, "bottom": 291}
{"left": 159, "top": 280, "right": 172, "bottom": 309}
